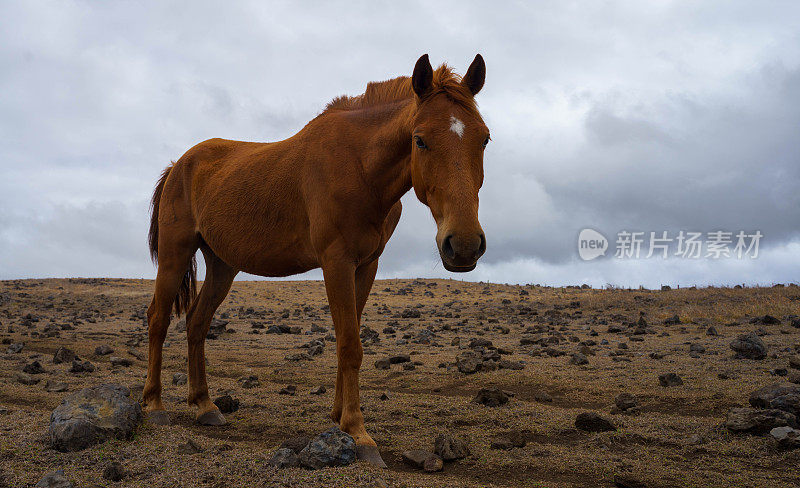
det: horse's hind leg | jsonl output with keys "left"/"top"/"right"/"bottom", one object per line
{"left": 186, "top": 246, "right": 237, "bottom": 425}
{"left": 143, "top": 233, "right": 199, "bottom": 425}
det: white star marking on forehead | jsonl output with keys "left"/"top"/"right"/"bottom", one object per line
{"left": 449, "top": 115, "right": 465, "bottom": 139}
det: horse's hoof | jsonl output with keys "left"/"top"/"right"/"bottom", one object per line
{"left": 197, "top": 410, "right": 227, "bottom": 426}
{"left": 356, "top": 445, "right": 387, "bottom": 468}
{"left": 147, "top": 410, "right": 170, "bottom": 425}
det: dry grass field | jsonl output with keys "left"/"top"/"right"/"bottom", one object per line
{"left": 1, "top": 278, "right": 799, "bottom": 488}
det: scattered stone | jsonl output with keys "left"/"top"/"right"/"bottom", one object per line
{"left": 534, "top": 391, "right": 553, "bottom": 403}
{"left": 94, "top": 345, "right": 114, "bottom": 356}
{"left": 498, "top": 359, "right": 524, "bottom": 370}
{"left": 433, "top": 432, "right": 470, "bottom": 461}
{"left": 658, "top": 373, "right": 683, "bottom": 387}
{"left": 49, "top": 384, "right": 142, "bottom": 452}
{"left": 748, "top": 383, "right": 800, "bottom": 415}
{"left": 269, "top": 448, "right": 299, "bottom": 468}
{"left": 23, "top": 360, "right": 45, "bottom": 374}
{"left": 16, "top": 371, "right": 40, "bottom": 385}
{"left": 45, "top": 380, "right": 69, "bottom": 393}
{"left": 730, "top": 332, "right": 767, "bottom": 360}
{"left": 279, "top": 385, "right": 297, "bottom": 395}
{"left": 109, "top": 356, "right": 132, "bottom": 367}
{"left": 310, "top": 385, "right": 326, "bottom": 395}
{"left": 374, "top": 358, "right": 391, "bottom": 370}
{"left": 69, "top": 360, "right": 95, "bottom": 373}
{"left": 102, "top": 461, "right": 126, "bottom": 482}
{"left": 389, "top": 354, "right": 411, "bottom": 364}
{"left": 424, "top": 455, "right": 444, "bottom": 472}
{"left": 473, "top": 388, "right": 509, "bottom": 407}
{"left": 298, "top": 428, "right": 356, "bottom": 469}
{"left": 35, "top": 469, "right": 73, "bottom": 488}
{"left": 725, "top": 407, "right": 796, "bottom": 434}
{"left": 402, "top": 449, "right": 440, "bottom": 470}
{"left": 176, "top": 438, "right": 204, "bottom": 454}
{"left": 238, "top": 375, "right": 260, "bottom": 388}
{"left": 569, "top": 353, "right": 589, "bottom": 365}
{"left": 575, "top": 412, "right": 616, "bottom": 432}
{"left": 6, "top": 343, "right": 23, "bottom": 354}
{"left": 213, "top": 395, "right": 239, "bottom": 414}
{"left": 456, "top": 351, "right": 482, "bottom": 374}
{"left": 614, "top": 393, "right": 639, "bottom": 411}
{"left": 172, "top": 372, "right": 188, "bottom": 386}
{"left": 490, "top": 431, "right": 527, "bottom": 450}
{"left": 770, "top": 426, "right": 798, "bottom": 441}
{"left": 53, "top": 347, "right": 76, "bottom": 364}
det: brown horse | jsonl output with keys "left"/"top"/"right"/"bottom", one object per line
{"left": 144, "top": 54, "right": 489, "bottom": 466}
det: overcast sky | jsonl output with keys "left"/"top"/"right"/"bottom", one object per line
{"left": 1, "top": 1, "right": 799, "bottom": 287}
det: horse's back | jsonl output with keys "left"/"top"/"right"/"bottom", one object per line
{"left": 166, "top": 137, "right": 316, "bottom": 275}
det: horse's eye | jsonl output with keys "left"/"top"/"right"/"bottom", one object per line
{"left": 414, "top": 136, "right": 427, "bottom": 149}
{"left": 483, "top": 136, "right": 490, "bottom": 148}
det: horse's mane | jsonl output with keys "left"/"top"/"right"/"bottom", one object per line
{"left": 324, "top": 64, "right": 479, "bottom": 116}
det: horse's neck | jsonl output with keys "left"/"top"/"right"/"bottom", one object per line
{"left": 358, "top": 103, "right": 415, "bottom": 213}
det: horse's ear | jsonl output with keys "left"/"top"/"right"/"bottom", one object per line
{"left": 462, "top": 54, "right": 485, "bottom": 96}
{"left": 412, "top": 54, "right": 433, "bottom": 99}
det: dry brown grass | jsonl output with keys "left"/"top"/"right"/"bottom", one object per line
{"left": 0, "top": 278, "right": 798, "bottom": 487}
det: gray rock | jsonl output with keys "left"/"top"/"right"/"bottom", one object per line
{"left": 575, "top": 412, "right": 616, "bottom": 432}
{"left": 109, "top": 356, "right": 132, "bottom": 367}
{"left": 69, "top": 360, "right": 95, "bottom": 373}
{"left": 237, "top": 375, "right": 260, "bottom": 388}
{"left": 6, "top": 343, "right": 23, "bottom": 354}
{"left": 15, "top": 371, "right": 40, "bottom": 385}
{"left": 434, "top": 432, "right": 470, "bottom": 461}
{"left": 45, "top": 380, "right": 69, "bottom": 393}
{"left": 374, "top": 358, "right": 391, "bottom": 370}
{"left": 730, "top": 332, "right": 767, "bottom": 359}
{"left": 298, "top": 428, "right": 356, "bottom": 469}
{"left": 473, "top": 388, "right": 509, "bottom": 407}
{"left": 94, "top": 345, "right": 114, "bottom": 356}
{"left": 749, "top": 384, "right": 800, "bottom": 416}
{"left": 49, "top": 384, "right": 142, "bottom": 452}
{"left": 102, "top": 461, "right": 126, "bottom": 481}
{"left": 770, "top": 426, "right": 799, "bottom": 441}
{"left": 172, "top": 372, "right": 188, "bottom": 386}
{"left": 569, "top": 353, "right": 589, "bottom": 365}
{"left": 35, "top": 469, "right": 73, "bottom": 488}
{"left": 456, "top": 351, "right": 482, "bottom": 374}
{"left": 402, "top": 449, "right": 437, "bottom": 468}
{"left": 614, "top": 393, "right": 638, "bottom": 411}
{"left": 498, "top": 359, "right": 524, "bottom": 370}
{"left": 176, "top": 439, "right": 203, "bottom": 454}
{"left": 23, "top": 360, "right": 45, "bottom": 374}
{"left": 659, "top": 372, "right": 683, "bottom": 387}
{"left": 53, "top": 347, "right": 76, "bottom": 364}
{"left": 269, "top": 447, "right": 299, "bottom": 468}
{"left": 213, "top": 394, "right": 239, "bottom": 414}
{"left": 725, "top": 407, "right": 796, "bottom": 435}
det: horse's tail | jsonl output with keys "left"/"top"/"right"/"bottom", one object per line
{"left": 149, "top": 164, "right": 197, "bottom": 316}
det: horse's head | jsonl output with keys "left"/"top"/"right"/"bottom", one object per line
{"left": 409, "top": 54, "right": 489, "bottom": 272}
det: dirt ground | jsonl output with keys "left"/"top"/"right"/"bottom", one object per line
{"left": 1, "top": 278, "right": 799, "bottom": 488}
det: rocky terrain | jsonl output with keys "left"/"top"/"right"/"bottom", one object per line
{"left": 1, "top": 278, "right": 799, "bottom": 487}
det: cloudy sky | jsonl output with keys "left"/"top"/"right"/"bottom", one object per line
{"left": 1, "top": 1, "right": 799, "bottom": 288}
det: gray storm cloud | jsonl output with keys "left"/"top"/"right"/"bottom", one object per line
{"left": 1, "top": 1, "right": 798, "bottom": 287}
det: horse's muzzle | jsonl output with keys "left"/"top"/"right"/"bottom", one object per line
{"left": 439, "top": 232, "right": 486, "bottom": 272}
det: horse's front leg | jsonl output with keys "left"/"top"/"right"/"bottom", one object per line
{"left": 322, "top": 260, "right": 386, "bottom": 467}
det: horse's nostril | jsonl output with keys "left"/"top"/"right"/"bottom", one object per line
{"left": 442, "top": 235, "right": 455, "bottom": 260}
{"left": 478, "top": 233, "right": 486, "bottom": 256}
